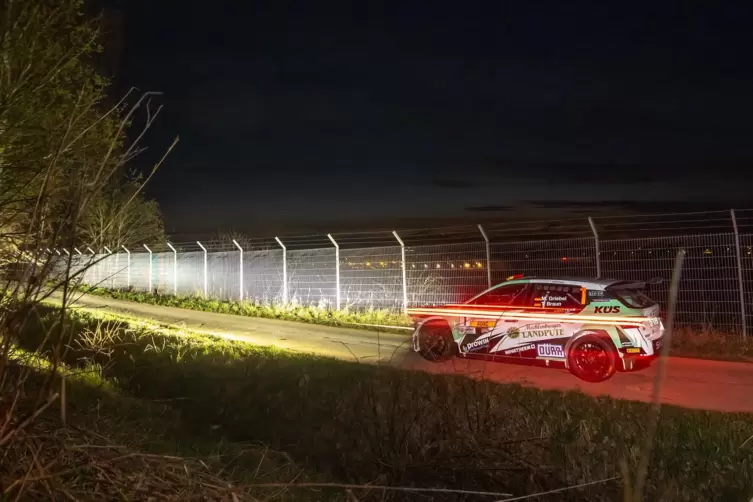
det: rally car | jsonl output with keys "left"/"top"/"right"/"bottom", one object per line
{"left": 407, "top": 276, "right": 664, "bottom": 382}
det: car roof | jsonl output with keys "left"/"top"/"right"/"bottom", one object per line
{"left": 503, "top": 276, "right": 628, "bottom": 290}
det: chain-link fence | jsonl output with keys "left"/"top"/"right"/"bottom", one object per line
{"left": 60, "top": 210, "right": 753, "bottom": 335}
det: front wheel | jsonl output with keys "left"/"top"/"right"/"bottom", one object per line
{"left": 417, "top": 323, "right": 455, "bottom": 362}
{"left": 567, "top": 334, "right": 618, "bottom": 382}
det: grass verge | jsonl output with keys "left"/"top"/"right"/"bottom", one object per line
{"left": 83, "top": 286, "right": 412, "bottom": 332}
{"left": 15, "top": 304, "right": 753, "bottom": 501}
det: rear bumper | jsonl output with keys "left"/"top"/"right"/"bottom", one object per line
{"left": 620, "top": 333, "right": 663, "bottom": 370}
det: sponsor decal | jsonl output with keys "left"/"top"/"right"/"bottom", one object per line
{"left": 594, "top": 306, "right": 621, "bottom": 314}
{"left": 507, "top": 327, "right": 520, "bottom": 339}
{"left": 588, "top": 290, "right": 604, "bottom": 297}
{"left": 459, "top": 326, "right": 476, "bottom": 335}
{"left": 503, "top": 344, "right": 535, "bottom": 355}
{"left": 536, "top": 344, "right": 565, "bottom": 359}
{"left": 522, "top": 326, "right": 564, "bottom": 339}
{"left": 625, "top": 348, "right": 641, "bottom": 354}
{"left": 463, "top": 337, "right": 489, "bottom": 352}
{"left": 654, "top": 340, "right": 662, "bottom": 350}
{"left": 525, "top": 323, "right": 560, "bottom": 330}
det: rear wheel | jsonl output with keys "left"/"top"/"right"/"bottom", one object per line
{"left": 567, "top": 334, "right": 618, "bottom": 382}
{"left": 417, "top": 323, "right": 455, "bottom": 362}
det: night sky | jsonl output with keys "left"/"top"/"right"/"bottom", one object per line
{"left": 112, "top": 1, "right": 753, "bottom": 238}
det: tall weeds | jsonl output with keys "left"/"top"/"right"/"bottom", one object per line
{"left": 0, "top": 1, "right": 176, "bottom": 497}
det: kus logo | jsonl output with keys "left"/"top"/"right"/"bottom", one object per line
{"left": 594, "top": 306, "right": 621, "bottom": 314}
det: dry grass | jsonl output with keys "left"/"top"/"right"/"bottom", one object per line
{"left": 0, "top": 365, "right": 315, "bottom": 501}
{"left": 4, "top": 419, "right": 243, "bottom": 501}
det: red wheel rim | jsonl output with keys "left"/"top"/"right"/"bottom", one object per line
{"left": 572, "top": 342, "right": 609, "bottom": 379}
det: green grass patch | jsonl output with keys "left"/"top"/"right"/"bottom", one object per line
{"left": 16, "top": 305, "right": 753, "bottom": 501}
{"left": 671, "top": 327, "right": 753, "bottom": 362}
{"left": 84, "top": 286, "right": 412, "bottom": 332}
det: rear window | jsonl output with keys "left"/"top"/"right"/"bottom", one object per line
{"left": 610, "top": 289, "right": 656, "bottom": 309}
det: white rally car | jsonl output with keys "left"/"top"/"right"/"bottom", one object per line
{"left": 408, "top": 276, "right": 665, "bottom": 382}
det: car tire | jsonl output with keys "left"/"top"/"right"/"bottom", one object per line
{"left": 567, "top": 334, "right": 618, "bottom": 382}
{"left": 417, "top": 323, "right": 455, "bottom": 362}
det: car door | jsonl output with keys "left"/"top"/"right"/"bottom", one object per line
{"left": 518, "top": 283, "right": 585, "bottom": 362}
{"left": 484, "top": 284, "right": 539, "bottom": 358}
{"left": 458, "top": 283, "right": 530, "bottom": 356}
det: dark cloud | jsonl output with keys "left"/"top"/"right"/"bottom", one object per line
{"left": 431, "top": 179, "right": 481, "bottom": 189}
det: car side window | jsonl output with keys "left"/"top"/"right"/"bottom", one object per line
{"left": 532, "top": 284, "right": 583, "bottom": 309}
{"left": 468, "top": 284, "right": 529, "bottom": 306}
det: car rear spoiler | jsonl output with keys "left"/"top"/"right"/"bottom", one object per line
{"left": 606, "top": 277, "right": 663, "bottom": 291}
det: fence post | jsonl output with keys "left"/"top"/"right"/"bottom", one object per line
{"left": 232, "top": 239, "right": 244, "bottom": 301}
{"left": 103, "top": 247, "right": 112, "bottom": 289}
{"left": 86, "top": 247, "right": 96, "bottom": 284}
{"left": 121, "top": 246, "right": 130, "bottom": 289}
{"left": 588, "top": 217, "right": 601, "bottom": 278}
{"left": 166, "top": 242, "right": 178, "bottom": 295}
{"left": 143, "top": 244, "right": 153, "bottom": 293}
{"left": 73, "top": 248, "right": 82, "bottom": 283}
{"left": 275, "top": 237, "right": 288, "bottom": 304}
{"left": 730, "top": 209, "right": 747, "bottom": 338}
{"left": 477, "top": 224, "right": 492, "bottom": 288}
{"left": 327, "top": 234, "right": 340, "bottom": 310}
{"left": 392, "top": 231, "right": 408, "bottom": 314}
{"left": 196, "top": 241, "right": 208, "bottom": 297}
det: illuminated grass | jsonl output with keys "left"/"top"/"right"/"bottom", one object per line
{"left": 84, "top": 286, "right": 412, "bottom": 332}
{"left": 16, "top": 305, "right": 753, "bottom": 501}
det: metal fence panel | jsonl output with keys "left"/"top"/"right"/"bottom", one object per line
{"left": 738, "top": 234, "right": 753, "bottom": 334}
{"left": 490, "top": 237, "right": 597, "bottom": 284}
{"left": 341, "top": 246, "right": 402, "bottom": 309}
{"left": 207, "top": 251, "right": 238, "bottom": 301}
{"left": 243, "top": 249, "right": 285, "bottom": 303}
{"left": 176, "top": 251, "right": 204, "bottom": 296}
{"left": 130, "top": 252, "right": 152, "bottom": 292}
{"left": 406, "top": 242, "right": 488, "bottom": 306}
{"left": 288, "top": 248, "right": 337, "bottom": 306}
{"left": 601, "top": 234, "right": 740, "bottom": 331}
{"left": 152, "top": 252, "right": 174, "bottom": 293}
